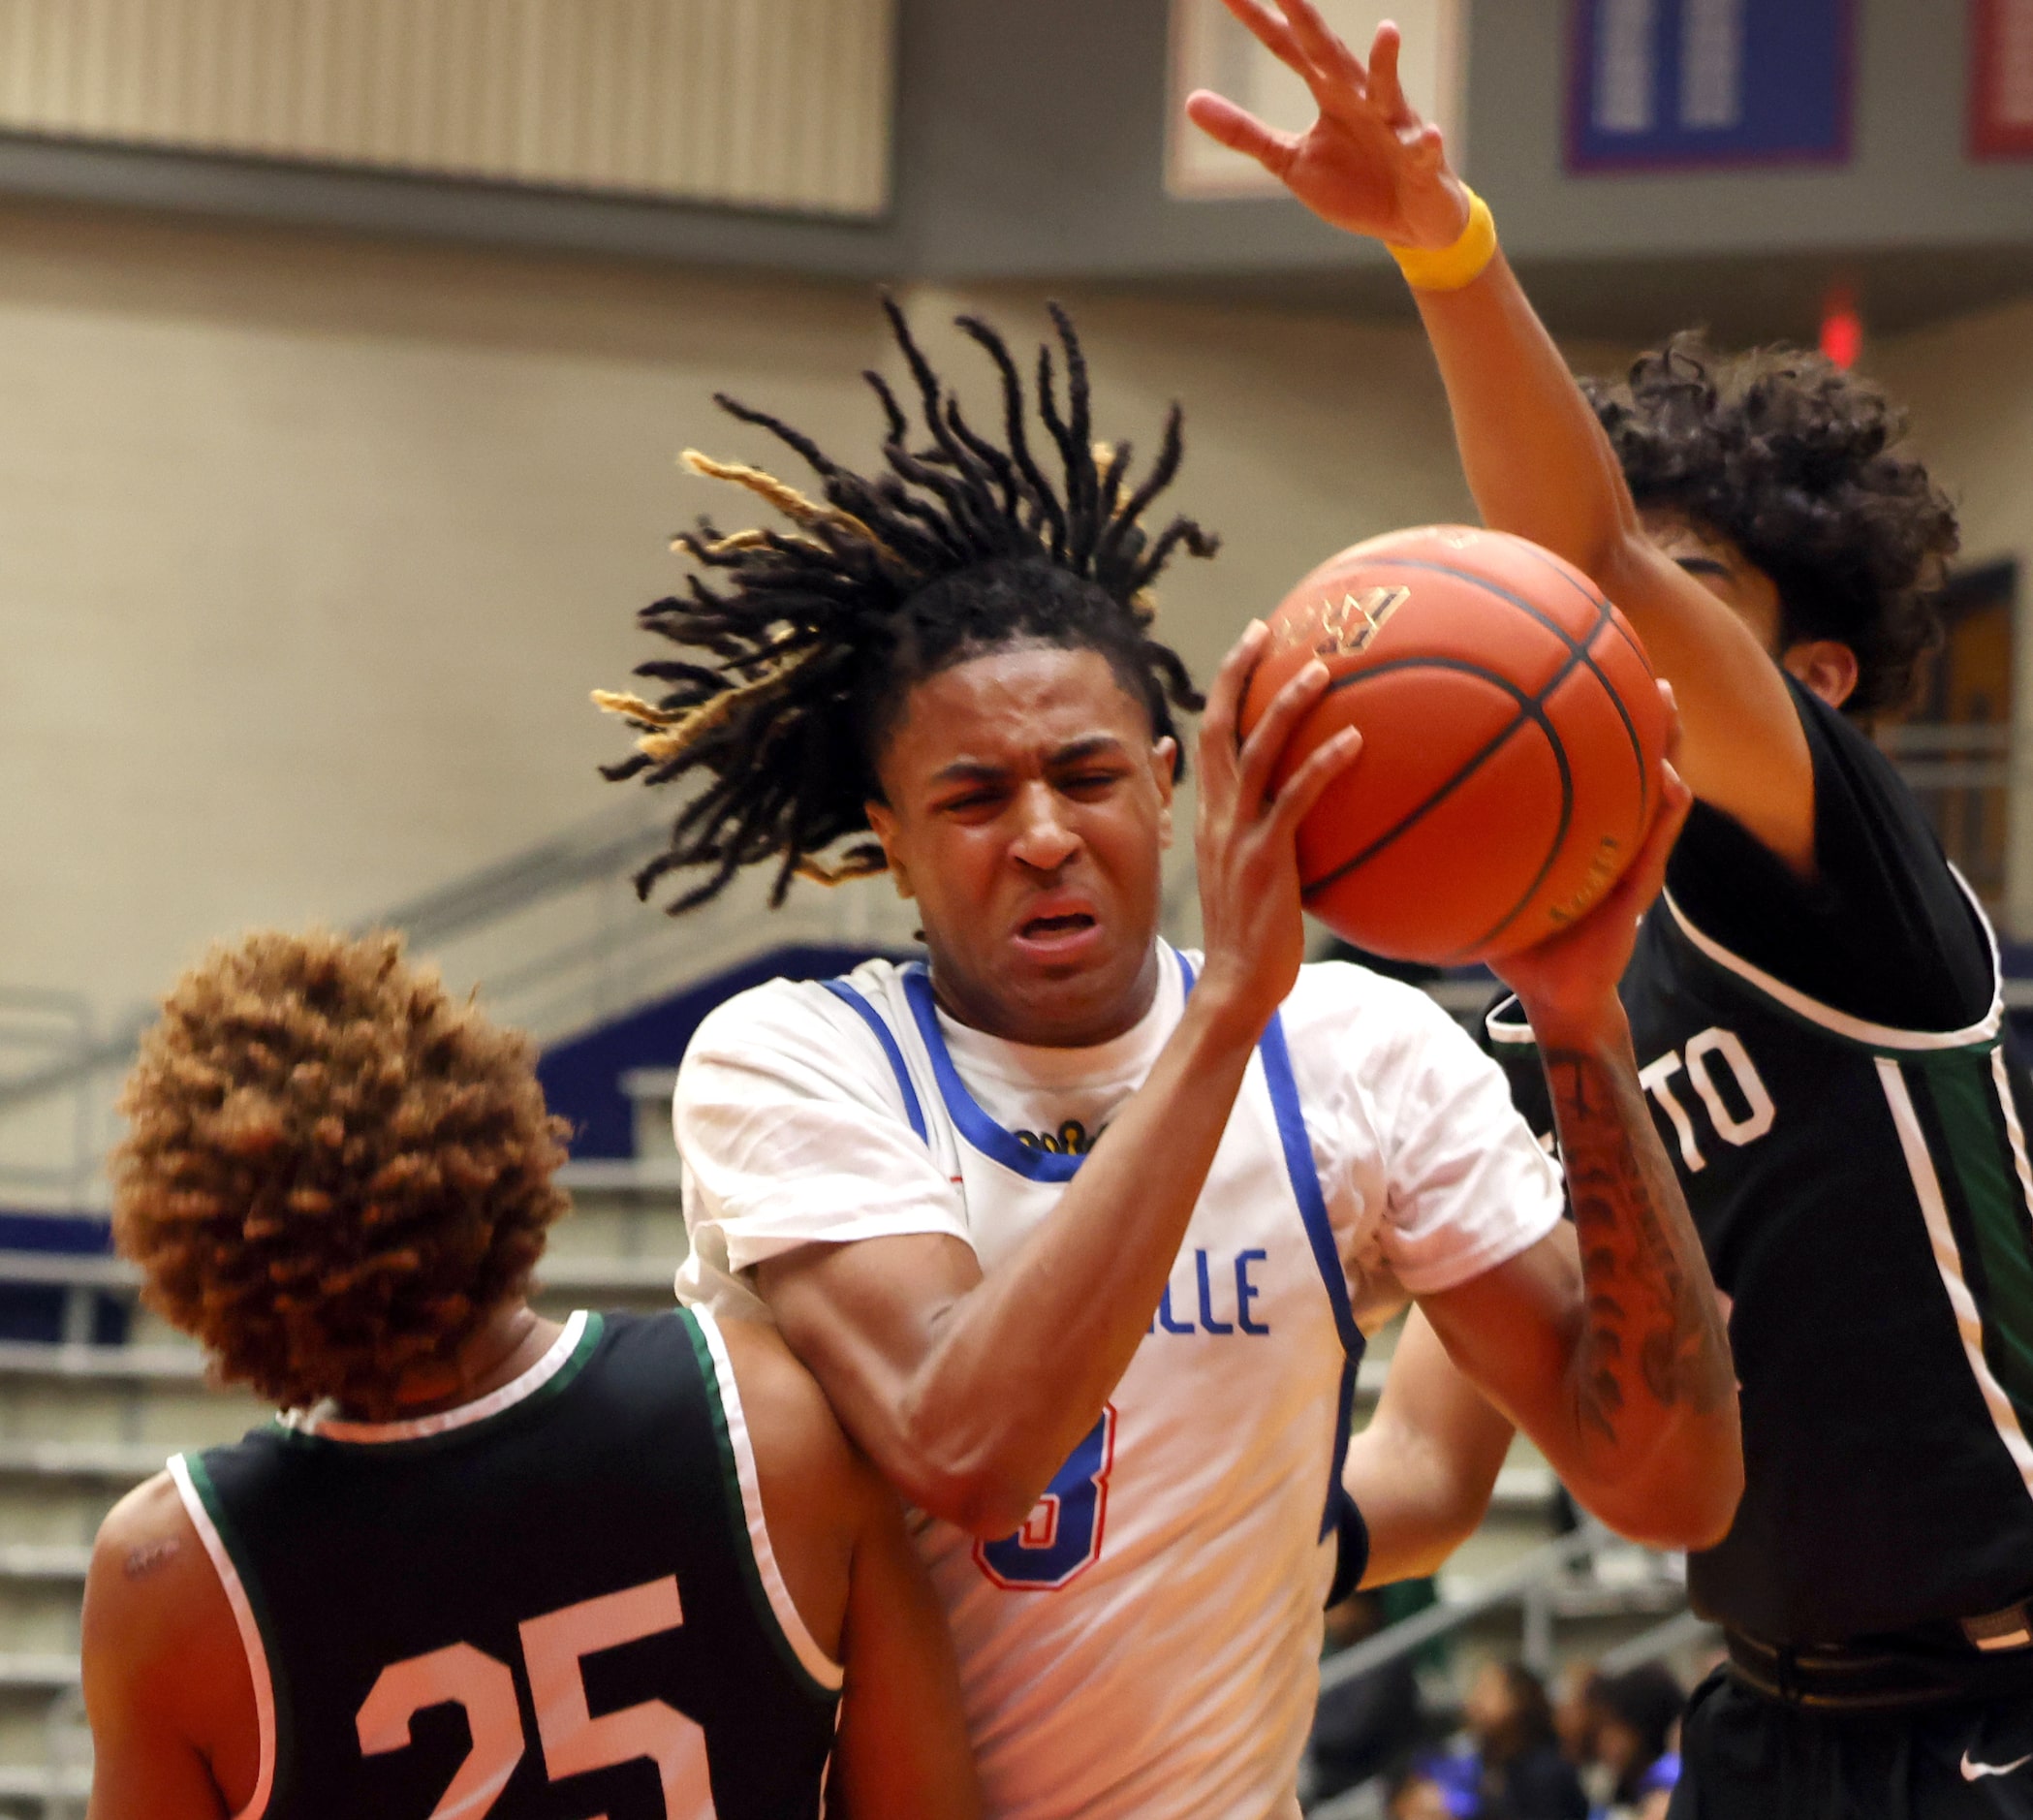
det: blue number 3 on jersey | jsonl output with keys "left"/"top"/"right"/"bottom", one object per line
{"left": 975, "top": 1406, "right": 1118, "bottom": 1590}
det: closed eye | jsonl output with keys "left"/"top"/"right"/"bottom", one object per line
{"left": 933, "top": 786, "right": 1008, "bottom": 817}
{"left": 1058, "top": 769, "right": 1127, "bottom": 798}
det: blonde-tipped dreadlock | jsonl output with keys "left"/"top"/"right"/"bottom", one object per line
{"left": 597, "top": 296, "right": 1217, "bottom": 914}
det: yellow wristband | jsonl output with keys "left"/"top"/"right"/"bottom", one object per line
{"left": 1388, "top": 188, "right": 1496, "bottom": 292}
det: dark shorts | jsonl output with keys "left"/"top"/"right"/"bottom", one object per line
{"left": 1668, "top": 1667, "right": 2033, "bottom": 1820}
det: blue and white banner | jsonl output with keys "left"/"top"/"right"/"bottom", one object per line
{"left": 1568, "top": 0, "right": 1853, "bottom": 172}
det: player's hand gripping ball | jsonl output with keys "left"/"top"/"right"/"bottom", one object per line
{"left": 1239, "top": 525, "right": 1670, "bottom": 964}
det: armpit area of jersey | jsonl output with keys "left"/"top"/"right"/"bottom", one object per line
{"left": 1665, "top": 675, "right": 1991, "bottom": 1033}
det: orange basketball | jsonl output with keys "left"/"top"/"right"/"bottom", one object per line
{"left": 1239, "top": 524, "right": 1669, "bottom": 965}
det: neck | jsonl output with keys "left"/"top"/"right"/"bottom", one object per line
{"left": 345, "top": 1302, "right": 561, "bottom": 1422}
{"left": 930, "top": 940, "right": 1164, "bottom": 1047}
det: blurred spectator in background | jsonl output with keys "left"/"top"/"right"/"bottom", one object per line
{"left": 1551, "top": 1661, "right": 1606, "bottom": 1777}
{"left": 1462, "top": 1660, "right": 1588, "bottom": 1820}
{"left": 1302, "top": 1589, "right": 1429, "bottom": 1806}
{"left": 1589, "top": 1665, "right": 1684, "bottom": 1820}
{"left": 1389, "top": 1765, "right": 1461, "bottom": 1820}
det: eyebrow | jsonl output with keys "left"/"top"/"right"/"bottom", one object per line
{"left": 927, "top": 736, "right": 1131, "bottom": 786}
{"left": 1673, "top": 555, "right": 1733, "bottom": 580}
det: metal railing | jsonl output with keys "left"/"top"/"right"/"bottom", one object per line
{"left": 0, "top": 792, "right": 1205, "bottom": 1207}
{"left": 1308, "top": 1524, "right": 1715, "bottom": 1820}
{"left": 0, "top": 795, "right": 928, "bottom": 1207}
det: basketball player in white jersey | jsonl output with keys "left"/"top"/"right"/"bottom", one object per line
{"left": 594, "top": 298, "right": 1740, "bottom": 1816}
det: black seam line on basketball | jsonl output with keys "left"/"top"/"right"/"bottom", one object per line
{"left": 1299, "top": 655, "right": 1569, "bottom": 899}
{"left": 1441, "top": 692, "right": 1577, "bottom": 966}
{"left": 1359, "top": 555, "right": 1648, "bottom": 823}
{"left": 1506, "top": 542, "right": 1653, "bottom": 826}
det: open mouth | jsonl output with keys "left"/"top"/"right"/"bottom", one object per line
{"left": 1019, "top": 911, "right": 1097, "bottom": 940}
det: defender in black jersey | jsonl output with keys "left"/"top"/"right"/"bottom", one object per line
{"left": 80, "top": 929, "right": 977, "bottom": 1820}
{"left": 1192, "top": 4, "right": 2033, "bottom": 1811}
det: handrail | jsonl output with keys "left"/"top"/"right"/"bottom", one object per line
{"left": 1317, "top": 1523, "right": 1609, "bottom": 1697}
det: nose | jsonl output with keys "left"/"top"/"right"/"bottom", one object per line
{"left": 1009, "top": 780, "right": 1079, "bottom": 874}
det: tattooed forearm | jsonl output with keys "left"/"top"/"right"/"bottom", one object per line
{"left": 1544, "top": 1045, "right": 1735, "bottom": 1447}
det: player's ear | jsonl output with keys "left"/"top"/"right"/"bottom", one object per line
{"left": 1781, "top": 639, "right": 1860, "bottom": 711}
{"left": 863, "top": 800, "right": 916, "bottom": 899}
{"left": 1150, "top": 737, "right": 1178, "bottom": 851}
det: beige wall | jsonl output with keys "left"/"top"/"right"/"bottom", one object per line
{"left": 1871, "top": 294, "right": 2033, "bottom": 930}
{"left": 0, "top": 206, "right": 1494, "bottom": 1049}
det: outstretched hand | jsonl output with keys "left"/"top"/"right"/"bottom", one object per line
{"left": 1184, "top": 3, "right": 1468, "bottom": 249}
{"left": 1490, "top": 683, "right": 1692, "bottom": 1042}
{"left": 1194, "top": 621, "right": 1362, "bottom": 1042}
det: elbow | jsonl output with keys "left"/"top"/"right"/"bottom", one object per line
{"left": 906, "top": 1461, "right": 1040, "bottom": 1541}
{"left": 880, "top": 1403, "right": 1044, "bottom": 1540}
{"left": 1580, "top": 1427, "right": 1744, "bottom": 1553}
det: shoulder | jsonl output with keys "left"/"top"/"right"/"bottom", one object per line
{"left": 702, "top": 1311, "right": 873, "bottom": 1664}
{"left": 677, "top": 960, "right": 918, "bottom": 1123}
{"left": 1280, "top": 960, "right": 1492, "bottom": 1093}
{"left": 1284, "top": 958, "right": 1458, "bottom": 1035}
{"left": 709, "top": 1312, "right": 871, "bottom": 1519}
{"left": 82, "top": 1469, "right": 238, "bottom": 1710}
{"left": 686, "top": 963, "right": 902, "bottom": 1068}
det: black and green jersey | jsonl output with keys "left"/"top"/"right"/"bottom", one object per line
{"left": 1488, "top": 680, "right": 2033, "bottom": 1648}
{"left": 168, "top": 1307, "right": 842, "bottom": 1820}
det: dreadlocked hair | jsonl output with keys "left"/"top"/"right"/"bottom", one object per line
{"left": 1586, "top": 333, "right": 1958, "bottom": 719}
{"left": 111, "top": 929, "right": 571, "bottom": 1420}
{"left": 596, "top": 296, "right": 1216, "bottom": 912}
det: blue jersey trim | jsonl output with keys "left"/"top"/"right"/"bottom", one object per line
{"left": 899, "top": 948, "right": 1196, "bottom": 1183}
{"left": 1258, "top": 1005, "right": 1366, "bottom": 1540}
{"left": 819, "top": 978, "right": 928, "bottom": 1144}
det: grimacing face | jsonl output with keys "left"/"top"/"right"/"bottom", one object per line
{"left": 864, "top": 643, "right": 1177, "bottom": 1049}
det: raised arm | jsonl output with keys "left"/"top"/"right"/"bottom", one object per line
{"left": 745, "top": 628, "right": 1362, "bottom": 1538}
{"left": 1411, "top": 761, "right": 1741, "bottom": 1549}
{"left": 1186, "top": 1, "right": 1813, "bottom": 871}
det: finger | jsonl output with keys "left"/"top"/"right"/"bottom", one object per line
{"left": 1271, "top": 726, "right": 1363, "bottom": 834}
{"left": 1208, "top": 0, "right": 1313, "bottom": 78}
{"left": 1199, "top": 621, "right": 1270, "bottom": 786}
{"left": 1271, "top": 0, "right": 1369, "bottom": 89}
{"left": 1235, "top": 657, "right": 1332, "bottom": 809}
{"left": 1602, "top": 760, "right": 1693, "bottom": 919}
{"left": 1656, "top": 677, "right": 1683, "bottom": 770}
{"left": 1185, "top": 91, "right": 1300, "bottom": 173}
{"left": 1367, "top": 20, "right": 1413, "bottom": 124}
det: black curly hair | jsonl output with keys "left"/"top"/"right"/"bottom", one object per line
{"left": 596, "top": 297, "right": 1216, "bottom": 913}
{"left": 1586, "top": 334, "right": 1959, "bottom": 718}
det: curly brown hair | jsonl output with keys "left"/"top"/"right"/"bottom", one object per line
{"left": 1586, "top": 334, "right": 1960, "bottom": 718}
{"left": 111, "top": 929, "right": 570, "bottom": 1419}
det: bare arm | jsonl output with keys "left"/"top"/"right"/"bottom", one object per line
{"left": 1185, "top": 0, "right": 1814, "bottom": 870}
{"left": 757, "top": 627, "right": 1362, "bottom": 1537}
{"left": 721, "top": 1316, "right": 980, "bottom": 1820}
{"left": 1412, "top": 768, "right": 1741, "bottom": 1549}
{"left": 829, "top": 1478, "right": 982, "bottom": 1820}
{"left": 1341, "top": 1306, "right": 1516, "bottom": 1585}
{"left": 83, "top": 1476, "right": 252, "bottom": 1820}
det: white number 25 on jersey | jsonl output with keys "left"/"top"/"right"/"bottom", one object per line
{"left": 355, "top": 1575, "right": 712, "bottom": 1818}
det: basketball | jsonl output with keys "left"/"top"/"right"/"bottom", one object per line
{"left": 1240, "top": 524, "right": 1670, "bottom": 965}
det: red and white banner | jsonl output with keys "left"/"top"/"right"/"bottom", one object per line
{"left": 1972, "top": 0, "right": 2033, "bottom": 158}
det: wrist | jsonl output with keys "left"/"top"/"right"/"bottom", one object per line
{"left": 1176, "top": 968, "right": 1277, "bottom": 1055}
{"left": 1518, "top": 994, "right": 1632, "bottom": 1057}
{"left": 1388, "top": 184, "right": 1496, "bottom": 292}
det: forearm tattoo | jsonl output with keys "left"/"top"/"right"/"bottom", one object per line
{"left": 1545, "top": 1049, "right": 1735, "bottom": 1443}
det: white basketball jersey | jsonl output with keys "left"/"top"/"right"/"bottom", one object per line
{"left": 813, "top": 948, "right": 1360, "bottom": 1820}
